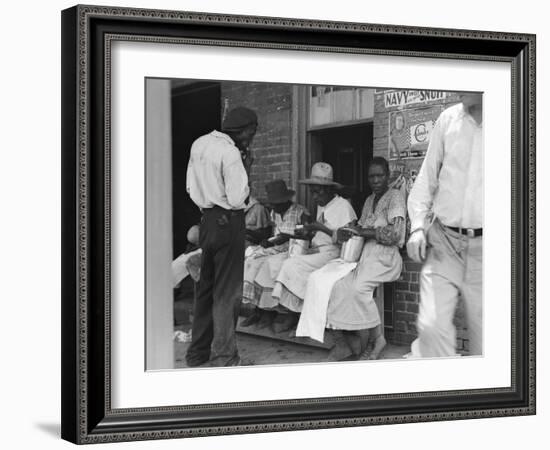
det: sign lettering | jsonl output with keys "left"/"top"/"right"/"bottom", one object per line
{"left": 384, "top": 90, "right": 447, "bottom": 108}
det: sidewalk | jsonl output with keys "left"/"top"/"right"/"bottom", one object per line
{"left": 174, "top": 324, "right": 409, "bottom": 369}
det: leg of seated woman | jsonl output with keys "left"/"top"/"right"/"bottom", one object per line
{"left": 357, "top": 329, "right": 370, "bottom": 355}
{"left": 366, "top": 324, "right": 386, "bottom": 360}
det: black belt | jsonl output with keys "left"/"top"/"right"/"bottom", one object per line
{"left": 445, "top": 225, "right": 483, "bottom": 237}
{"left": 202, "top": 206, "right": 243, "bottom": 216}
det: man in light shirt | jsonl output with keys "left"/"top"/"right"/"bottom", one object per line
{"left": 406, "top": 93, "right": 483, "bottom": 358}
{"left": 185, "top": 106, "right": 257, "bottom": 367}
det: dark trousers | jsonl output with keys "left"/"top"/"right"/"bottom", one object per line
{"left": 185, "top": 207, "right": 245, "bottom": 366}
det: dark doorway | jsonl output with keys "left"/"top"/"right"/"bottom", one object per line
{"left": 171, "top": 81, "right": 221, "bottom": 258}
{"left": 309, "top": 123, "right": 373, "bottom": 215}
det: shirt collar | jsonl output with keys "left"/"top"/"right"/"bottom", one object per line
{"left": 459, "top": 104, "right": 482, "bottom": 128}
{"left": 275, "top": 203, "right": 296, "bottom": 220}
{"left": 211, "top": 130, "right": 236, "bottom": 145}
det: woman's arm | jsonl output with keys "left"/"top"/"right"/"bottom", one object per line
{"left": 374, "top": 216, "right": 405, "bottom": 246}
{"left": 344, "top": 217, "right": 404, "bottom": 246}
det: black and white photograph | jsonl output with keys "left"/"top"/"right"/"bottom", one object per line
{"left": 145, "top": 79, "right": 483, "bottom": 370}
{"left": 55, "top": 2, "right": 537, "bottom": 445}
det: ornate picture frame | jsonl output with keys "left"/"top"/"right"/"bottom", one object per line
{"left": 61, "top": 4, "right": 536, "bottom": 444}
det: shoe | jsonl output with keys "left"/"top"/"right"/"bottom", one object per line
{"left": 272, "top": 313, "right": 298, "bottom": 334}
{"left": 256, "top": 310, "right": 277, "bottom": 329}
{"left": 225, "top": 355, "right": 241, "bottom": 367}
{"left": 340, "top": 353, "right": 360, "bottom": 361}
{"left": 203, "top": 355, "right": 241, "bottom": 367}
{"left": 240, "top": 309, "right": 261, "bottom": 327}
{"left": 185, "top": 354, "right": 210, "bottom": 367}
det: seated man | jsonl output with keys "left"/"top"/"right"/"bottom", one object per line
{"left": 241, "top": 179, "right": 309, "bottom": 327}
{"left": 268, "top": 162, "right": 357, "bottom": 333}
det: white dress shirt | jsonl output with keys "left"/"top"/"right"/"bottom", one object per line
{"left": 408, "top": 103, "right": 483, "bottom": 231}
{"left": 186, "top": 130, "right": 249, "bottom": 210}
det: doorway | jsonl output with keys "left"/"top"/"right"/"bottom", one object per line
{"left": 308, "top": 123, "right": 373, "bottom": 216}
{"left": 306, "top": 122, "right": 394, "bottom": 330}
{"left": 171, "top": 81, "right": 221, "bottom": 258}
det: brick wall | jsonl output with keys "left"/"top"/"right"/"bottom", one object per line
{"left": 373, "top": 90, "right": 470, "bottom": 353}
{"left": 220, "top": 82, "right": 293, "bottom": 200}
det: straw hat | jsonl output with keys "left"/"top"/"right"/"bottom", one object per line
{"left": 299, "top": 162, "right": 343, "bottom": 188}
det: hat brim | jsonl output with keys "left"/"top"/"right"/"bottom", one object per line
{"left": 266, "top": 189, "right": 296, "bottom": 204}
{"left": 299, "top": 178, "right": 343, "bottom": 189}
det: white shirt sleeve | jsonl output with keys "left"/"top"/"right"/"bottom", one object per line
{"left": 407, "top": 115, "right": 445, "bottom": 232}
{"left": 222, "top": 150, "right": 250, "bottom": 209}
{"left": 325, "top": 197, "right": 357, "bottom": 230}
{"left": 338, "top": 199, "right": 357, "bottom": 228}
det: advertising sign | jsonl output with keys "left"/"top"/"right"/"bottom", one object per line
{"left": 388, "top": 105, "right": 443, "bottom": 160}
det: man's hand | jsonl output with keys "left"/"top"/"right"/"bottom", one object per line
{"left": 302, "top": 222, "right": 321, "bottom": 233}
{"left": 242, "top": 153, "right": 254, "bottom": 175}
{"left": 406, "top": 229, "right": 427, "bottom": 262}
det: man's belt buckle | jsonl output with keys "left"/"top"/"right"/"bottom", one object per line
{"left": 459, "top": 228, "right": 476, "bottom": 237}
{"left": 456, "top": 227, "right": 476, "bottom": 237}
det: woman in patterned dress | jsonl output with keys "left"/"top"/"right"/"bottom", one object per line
{"left": 315, "top": 157, "right": 406, "bottom": 359}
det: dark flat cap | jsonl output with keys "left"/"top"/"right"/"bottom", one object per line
{"left": 222, "top": 107, "right": 258, "bottom": 132}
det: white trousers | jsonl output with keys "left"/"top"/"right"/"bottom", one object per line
{"left": 411, "top": 220, "right": 482, "bottom": 358}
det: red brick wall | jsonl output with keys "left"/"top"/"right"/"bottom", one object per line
{"left": 373, "top": 90, "right": 470, "bottom": 353}
{"left": 220, "top": 82, "right": 293, "bottom": 201}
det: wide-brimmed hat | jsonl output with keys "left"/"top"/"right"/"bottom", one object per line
{"left": 299, "top": 162, "right": 343, "bottom": 188}
{"left": 265, "top": 179, "right": 295, "bottom": 204}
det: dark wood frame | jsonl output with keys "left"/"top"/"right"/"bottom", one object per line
{"left": 61, "top": 4, "right": 536, "bottom": 444}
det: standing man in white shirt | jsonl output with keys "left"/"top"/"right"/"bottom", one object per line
{"left": 406, "top": 93, "right": 483, "bottom": 358}
{"left": 185, "top": 106, "right": 257, "bottom": 367}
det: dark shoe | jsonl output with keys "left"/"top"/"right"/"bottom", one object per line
{"left": 185, "top": 354, "right": 210, "bottom": 367}
{"left": 241, "top": 308, "right": 261, "bottom": 327}
{"left": 272, "top": 313, "right": 298, "bottom": 334}
{"left": 256, "top": 310, "right": 277, "bottom": 329}
{"left": 203, "top": 354, "right": 241, "bottom": 367}
{"left": 225, "top": 355, "right": 241, "bottom": 367}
